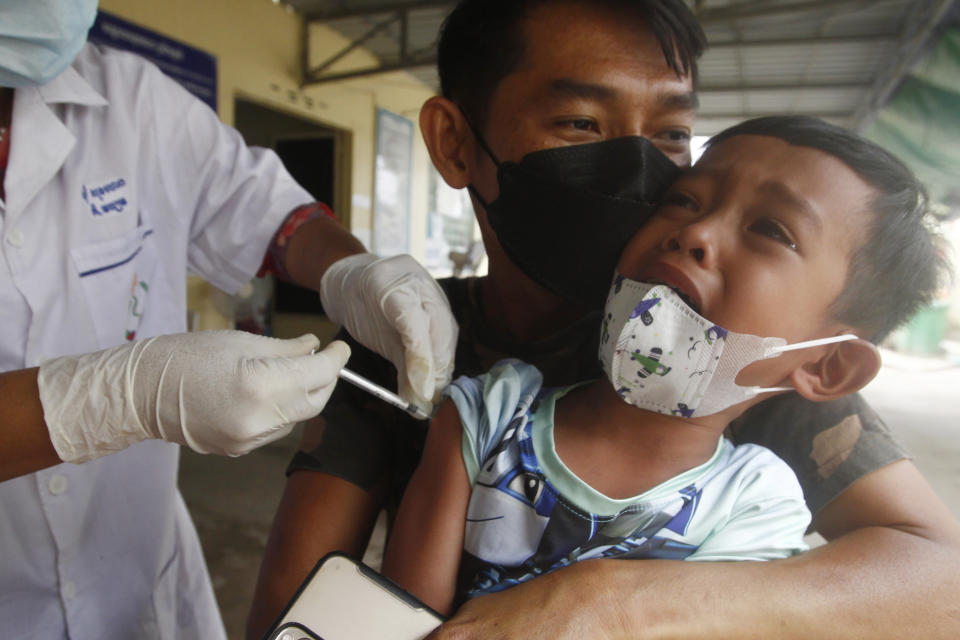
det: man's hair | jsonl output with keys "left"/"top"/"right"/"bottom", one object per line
{"left": 438, "top": 0, "right": 706, "bottom": 125}
{"left": 707, "top": 115, "right": 949, "bottom": 343}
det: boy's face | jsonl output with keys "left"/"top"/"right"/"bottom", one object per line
{"left": 470, "top": 2, "right": 697, "bottom": 199}
{"left": 616, "top": 134, "right": 875, "bottom": 386}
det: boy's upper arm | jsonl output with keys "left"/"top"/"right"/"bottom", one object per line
{"left": 382, "top": 398, "right": 471, "bottom": 614}
{"left": 419, "top": 398, "right": 472, "bottom": 491}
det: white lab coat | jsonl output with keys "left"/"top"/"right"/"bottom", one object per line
{"left": 0, "top": 44, "right": 313, "bottom": 639}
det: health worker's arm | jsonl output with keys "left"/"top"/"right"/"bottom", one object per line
{"left": 0, "top": 333, "right": 350, "bottom": 482}
{"left": 275, "top": 206, "right": 457, "bottom": 413}
{"left": 382, "top": 399, "right": 471, "bottom": 616}
{"left": 0, "top": 368, "right": 61, "bottom": 482}
{"left": 428, "top": 458, "right": 960, "bottom": 639}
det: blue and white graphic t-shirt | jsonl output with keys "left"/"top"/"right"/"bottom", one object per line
{"left": 445, "top": 360, "right": 810, "bottom": 603}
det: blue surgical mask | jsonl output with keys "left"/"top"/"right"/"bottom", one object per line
{"left": 0, "top": 0, "right": 99, "bottom": 87}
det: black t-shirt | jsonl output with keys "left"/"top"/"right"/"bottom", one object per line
{"left": 289, "top": 276, "right": 907, "bottom": 515}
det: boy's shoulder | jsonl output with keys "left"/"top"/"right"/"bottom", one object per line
{"left": 709, "top": 439, "right": 805, "bottom": 503}
{"left": 449, "top": 359, "right": 545, "bottom": 402}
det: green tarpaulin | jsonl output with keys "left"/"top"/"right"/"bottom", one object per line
{"left": 865, "top": 26, "right": 960, "bottom": 206}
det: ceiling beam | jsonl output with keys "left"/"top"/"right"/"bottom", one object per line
{"left": 303, "top": 58, "right": 437, "bottom": 86}
{"left": 303, "top": 0, "right": 453, "bottom": 22}
{"left": 305, "top": 13, "right": 399, "bottom": 81}
{"left": 708, "top": 33, "right": 898, "bottom": 48}
{"left": 301, "top": 1, "right": 442, "bottom": 86}
{"left": 700, "top": 0, "right": 884, "bottom": 22}
{"left": 699, "top": 80, "right": 871, "bottom": 92}
{"left": 698, "top": 109, "right": 854, "bottom": 119}
{"left": 853, "top": 0, "right": 956, "bottom": 129}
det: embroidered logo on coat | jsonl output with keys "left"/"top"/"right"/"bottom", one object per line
{"left": 82, "top": 177, "right": 129, "bottom": 216}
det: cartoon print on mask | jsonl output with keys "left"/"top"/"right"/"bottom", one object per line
{"left": 459, "top": 392, "right": 701, "bottom": 602}
{"left": 672, "top": 403, "right": 695, "bottom": 418}
{"left": 629, "top": 296, "right": 660, "bottom": 326}
{"left": 629, "top": 347, "right": 671, "bottom": 378}
{"left": 705, "top": 325, "right": 728, "bottom": 345}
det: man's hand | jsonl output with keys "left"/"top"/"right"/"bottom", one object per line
{"left": 427, "top": 562, "right": 623, "bottom": 640}
{"left": 38, "top": 331, "right": 350, "bottom": 462}
{"left": 320, "top": 253, "right": 457, "bottom": 411}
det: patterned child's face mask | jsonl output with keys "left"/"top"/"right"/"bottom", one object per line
{"left": 598, "top": 273, "right": 856, "bottom": 417}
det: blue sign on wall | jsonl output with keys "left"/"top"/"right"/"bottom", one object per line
{"left": 88, "top": 11, "right": 218, "bottom": 113}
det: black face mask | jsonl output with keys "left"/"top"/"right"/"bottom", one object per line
{"left": 469, "top": 134, "right": 680, "bottom": 309}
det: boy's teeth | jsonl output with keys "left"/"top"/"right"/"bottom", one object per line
{"left": 672, "top": 288, "right": 698, "bottom": 312}
{"left": 649, "top": 281, "right": 698, "bottom": 313}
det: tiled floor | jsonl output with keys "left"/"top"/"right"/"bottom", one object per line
{"left": 179, "top": 342, "right": 960, "bottom": 639}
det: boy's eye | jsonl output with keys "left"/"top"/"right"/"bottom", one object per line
{"left": 749, "top": 218, "right": 797, "bottom": 250}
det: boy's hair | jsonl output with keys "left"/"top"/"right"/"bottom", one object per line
{"left": 438, "top": 0, "right": 707, "bottom": 126}
{"left": 707, "top": 115, "right": 948, "bottom": 343}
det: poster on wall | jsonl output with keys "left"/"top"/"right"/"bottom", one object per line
{"left": 372, "top": 108, "right": 414, "bottom": 257}
{"left": 88, "top": 11, "right": 218, "bottom": 113}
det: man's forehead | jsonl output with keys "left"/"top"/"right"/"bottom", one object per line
{"left": 519, "top": 2, "right": 691, "bottom": 76}
{"left": 544, "top": 77, "right": 697, "bottom": 107}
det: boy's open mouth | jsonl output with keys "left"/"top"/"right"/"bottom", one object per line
{"left": 638, "top": 263, "right": 704, "bottom": 316}
{"left": 647, "top": 280, "right": 702, "bottom": 315}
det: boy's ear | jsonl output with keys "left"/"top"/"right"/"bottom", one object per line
{"left": 789, "top": 338, "right": 882, "bottom": 402}
{"left": 420, "top": 96, "right": 474, "bottom": 190}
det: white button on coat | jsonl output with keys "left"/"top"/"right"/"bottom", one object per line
{"left": 6, "top": 229, "right": 24, "bottom": 247}
{"left": 47, "top": 474, "right": 67, "bottom": 496}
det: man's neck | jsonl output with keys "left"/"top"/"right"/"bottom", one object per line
{"left": 478, "top": 260, "right": 592, "bottom": 344}
{"left": 552, "top": 380, "right": 734, "bottom": 500}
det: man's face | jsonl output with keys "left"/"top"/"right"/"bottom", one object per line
{"left": 615, "top": 134, "right": 874, "bottom": 387}
{"left": 470, "top": 1, "right": 697, "bottom": 202}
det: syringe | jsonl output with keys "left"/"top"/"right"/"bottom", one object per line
{"left": 337, "top": 368, "right": 431, "bottom": 421}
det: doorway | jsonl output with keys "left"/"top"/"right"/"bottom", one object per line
{"left": 233, "top": 98, "right": 349, "bottom": 317}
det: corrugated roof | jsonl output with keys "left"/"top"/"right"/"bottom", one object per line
{"left": 285, "top": 0, "right": 955, "bottom": 134}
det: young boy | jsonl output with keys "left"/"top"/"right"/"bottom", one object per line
{"left": 380, "top": 115, "right": 946, "bottom": 615}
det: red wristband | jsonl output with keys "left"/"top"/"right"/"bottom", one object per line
{"left": 258, "top": 202, "right": 337, "bottom": 280}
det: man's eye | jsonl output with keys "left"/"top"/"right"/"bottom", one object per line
{"left": 750, "top": 218, "right": 797, "bottom": 250}
{"left": 653, "top": 129, "right": 692, "bottom": 145}
{"left": 663, "top": 129, "right": 691, "bottom": 143}
{"left": 558, "top": 118, "right": 598, "bottom": 132}
{"left": 658, "top": 191, "right": 698, "bottom": 212}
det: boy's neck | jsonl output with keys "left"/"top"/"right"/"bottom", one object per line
{"left": 552, "top": 379, "right": 735, "bottom": 500}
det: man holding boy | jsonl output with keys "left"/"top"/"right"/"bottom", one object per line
{"left": 381, "top": 115, "right": 944, "bottom": 616}
{"left": 248, "top": 1, "right": 960, "bottom": 638}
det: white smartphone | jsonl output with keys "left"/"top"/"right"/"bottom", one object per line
{"left": 265, "top": 552, "right": 444, "bottom": 640}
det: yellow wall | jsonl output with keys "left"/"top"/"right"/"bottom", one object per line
{"left": 98, "top": 0, "right": 438, "bottom": 330}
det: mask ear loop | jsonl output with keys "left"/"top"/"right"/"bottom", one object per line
{"left": 455, "top": 103, "right": 502, "bottom": 166}
{"left": 753, "top": 334, "right": 860, "bottom": 395}
{"left": 769, "top": 333, "right": 859, "bottom": 353}
{"left": 456, "top": 103, "right": 503, "bottom": 213}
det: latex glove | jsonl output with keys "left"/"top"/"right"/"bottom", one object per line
{"left": 38, "top": 331, "right": 350, "bottom": 462}
{"left": 320, "top": 253, "right": 458, "bottom": 411}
